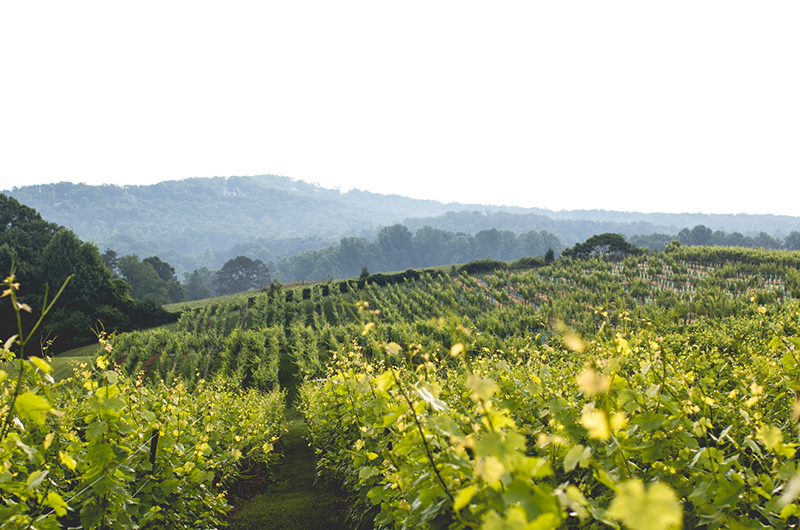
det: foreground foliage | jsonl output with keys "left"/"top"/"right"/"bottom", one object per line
{"left": 0, "top": 275, "right": 285, "bottom": 529}
{"left": 35, "top": 244, "right": 800, "bottom": 528}
{"left": 300, "top": 299, "right": 800, "bottom": 529}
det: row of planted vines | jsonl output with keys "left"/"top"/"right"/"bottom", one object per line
{"left": 300, "top": 301, "right": 800, "bottom": 529}
{"left": 1, "top": 277, "right": 286, "bottom": 529}
{"left": 295, "top": 247, "right": 800, "bottom": 530}
{"left": 6, "top": 244, "right": 800, "bottom": 528}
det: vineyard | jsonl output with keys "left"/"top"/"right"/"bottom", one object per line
{"left": 4, "top": 244, "right": 800, "bottom": 528}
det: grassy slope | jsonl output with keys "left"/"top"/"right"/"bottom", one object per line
{"left": 227, "top": 353, "right": 354, "bottom": 530}
{"left": 50, "top": 322, "right": 179, "bottom": 381}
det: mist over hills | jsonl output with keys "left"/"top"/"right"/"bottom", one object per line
{"left": 6, "top": 175, "right": 800, "bottom": 280}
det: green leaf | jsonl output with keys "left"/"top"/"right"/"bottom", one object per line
{"left": 466, "top": 375, "right": 499, "bottom": 401}
{"left": 756, "top": 425, "right": 784, "bottom": 451}
{"left": 359, "top": 466, "right": 379, "bottom": 480}
{"left": 30, "top": 356, "right": 52, "bottom": 374}
{"left": 634, "top": 411, "right": 667, "bottom": 432}
{"left": 46, "top": 491, "right": 69, "bottom": 516}
{"left": 26, "top": 469, "right": 49, "bottom": 492}
{"left": 453, "top": 484, "right": 478, "bottom": 511}
{"left": 14, "top": 391, "right": 51, "bottom": 425}
{"left": 374, "top": 371, "right": 396, "bottom": 392}
{"left": 4, "top": 334, "right": 18, "bottom": 351}
{"left": 417, "top": 386, "right": 448, "bottom": 412}
{"left": 59, "top": 451, "right": 77, "bottom": 471}
{"left": 86, "top": 420, "right": 106, "bottom": 440}
{"left": 607, "top": 480, "right": 682, "bottom": 530}
{"left": 563, "top": 444, "right": 591, "bottom": 472}
{"left": 385, "top": 342, "right": 402, "bottom": 355}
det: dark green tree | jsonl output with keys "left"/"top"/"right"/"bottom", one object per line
{"left": 117, "top": 255, "right": 171, "bottom": 304}
{"left": 377, "top": 224, "right": 413, "bottom": 271}
{"left": 787, "top": 231, "right": 800, "bottom": 251}
{"left": 474, "top": 228, "right": 503, "bottom": 260}
{"left": 101, "top": 248, "right": 119, "bottom": 276}
{"left": 562, "top": 233, "right": 642, "bottom": 260}
{"left": 184, "top": 266, "right": 217, "bottom": 297}
{"left": 412, "top": 226, "right": 447, "bottom": 267}
{"left": 215, "top": 256, "right": 270, "bottom": 295}
{"left": 143, "top": 256, "right": 186, "bottom": 303}
{"left": 186, "top": 270, "right": 211, "bottom": 301}
{"left": 0, "top": 195, "right": 176, "bottom": 351}
{"left": 690, "top": 225, "right": 713, "bottom": 246}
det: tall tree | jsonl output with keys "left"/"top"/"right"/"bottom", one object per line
{"left": 101, "top": 248, "right": 119, "bottom": 276}
{"left": 215, "top": 256, "right": 270, "bottom": 295}
{"left": 787, "top": 231, "right": 800, "bottom": 251}
{"left": 117, "top": 255, "right": 171, "bottom": 304}
{"left": 143, "top": 256, "right": 186, "bottom": 303}
{"left": 186, "top": 270, "right": 211, "bottom": 301}
{"left": 474, "top": 228, "right": 504, "bottom": 259}
{"left": 184, "top": 266, "right": 217, "bottom": 297}
{"left": 562, "top": 233, "right": 642, "bottom": 260}
{"left": 377, "top": 224, "right": 413, "bottom": 271}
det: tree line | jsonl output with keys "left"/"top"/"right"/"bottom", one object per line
{"left": 102, "top": 249, "right": 271, "bottom": 303}
{"left": 676, "top": 224, "right": 800, "bottom": 250}
{"left": 194, "top": 225, "right": 563, "bottom": 290}
{"left": 0, "top": 194, "right": 176, "bottom": 352}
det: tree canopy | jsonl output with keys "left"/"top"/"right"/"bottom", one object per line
{"left": 215, "top": 256, "right": 270, "bottom": 295}
{"left": 561, "top": 233, "right": 643, "bottom": 260}
{"left": 0, "top": 194, "right": 176, "bottom": 352}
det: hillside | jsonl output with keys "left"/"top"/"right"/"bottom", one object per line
{"left": 7, "top": 176, "right": 800, "bottom": 281}
{"left": 98, "top": 245, "right": 800, "bottom": 529}
{"left": 4, "top": 176, "right": 467, "bottom": 256}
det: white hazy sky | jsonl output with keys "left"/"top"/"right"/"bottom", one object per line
{"left": 2, "top": 2, "right": 798, "bottom": 216}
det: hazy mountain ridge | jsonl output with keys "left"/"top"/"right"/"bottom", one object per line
{"left": 6, "top": 176, "right": 464, "bottom": 253}
{"left": 6, "top": 175, "right": 800, "bottom": 279}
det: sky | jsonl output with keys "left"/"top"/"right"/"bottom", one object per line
{"left": 2, "top": 2, "right": 798, "bottom": 216}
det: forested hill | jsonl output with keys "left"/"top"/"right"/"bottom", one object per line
{"left": 6, "top": 176, "right": 800, "bottom": 279}
{"left": 5, "top": 175, "right": 465, "bottom": 256}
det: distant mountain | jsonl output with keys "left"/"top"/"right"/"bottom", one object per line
{"left": 5, "top": 176, "right": 460, "bottom": 254}
{"left": 6, "top": 175, "right": 800, "bottom": 279}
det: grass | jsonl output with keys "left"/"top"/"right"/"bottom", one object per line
{"left": 51, "top": 342, "right": 101, "bottom": 380}
{"left": 44, "top": 322, "right": 179, "bottom": 381}
{"left": 0, "top": 342, "right": 102, "bottom": 384}
{"left": 164, "top": 291, "right": 259, "bottom": 312}
{"left": 226, "top": 352, "right": 356, "bottom": 530}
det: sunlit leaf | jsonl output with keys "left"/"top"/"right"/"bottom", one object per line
{"left": 46, "top": 491, "right": 69, "bottom": 516}
{"left": 466, "top": 375, "right": 499, "bottom": 402}
{"left": 581, "top": 409, "right": 609, "bottom": 440}
{"left": 453, "top": 484, "right": 478, "bottom": 511}
{"left": 14, "top": 391, "right": 51, "bottom": 425}
{"left": 30, "top": 356, "right": 52, "bottom": 374}
{"left": 607, "top": 480, "right": 682, "bottom": 530}
{"left": 756, "top": 425, "right": 784, "bottom": 451}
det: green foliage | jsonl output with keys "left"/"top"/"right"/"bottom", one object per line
{"left": 457, "top": 259, "right": 508, "bottom": 275}
{"left": 561, "top": 232, "right": 643, "bottom": 260}
{"left": 10, "top": 240, "right": 800, "bottom": 528}
{"left": 215, "top": 255, "right": 270, "bottom": 296}
{"left": 185, "top": 269, "right": 211, "bottom": 301}
{"left": 0, "top": 275, "right": 285, "bottom": 529}
{"left": 298, "top": 296, "right": 800, "bottom": 529}
{"left": 0, "top": 195, "right": 176, "bottom": 352}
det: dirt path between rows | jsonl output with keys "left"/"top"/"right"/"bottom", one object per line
{"left": 227, "top": 354, "right": 353, "bottom": 530}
